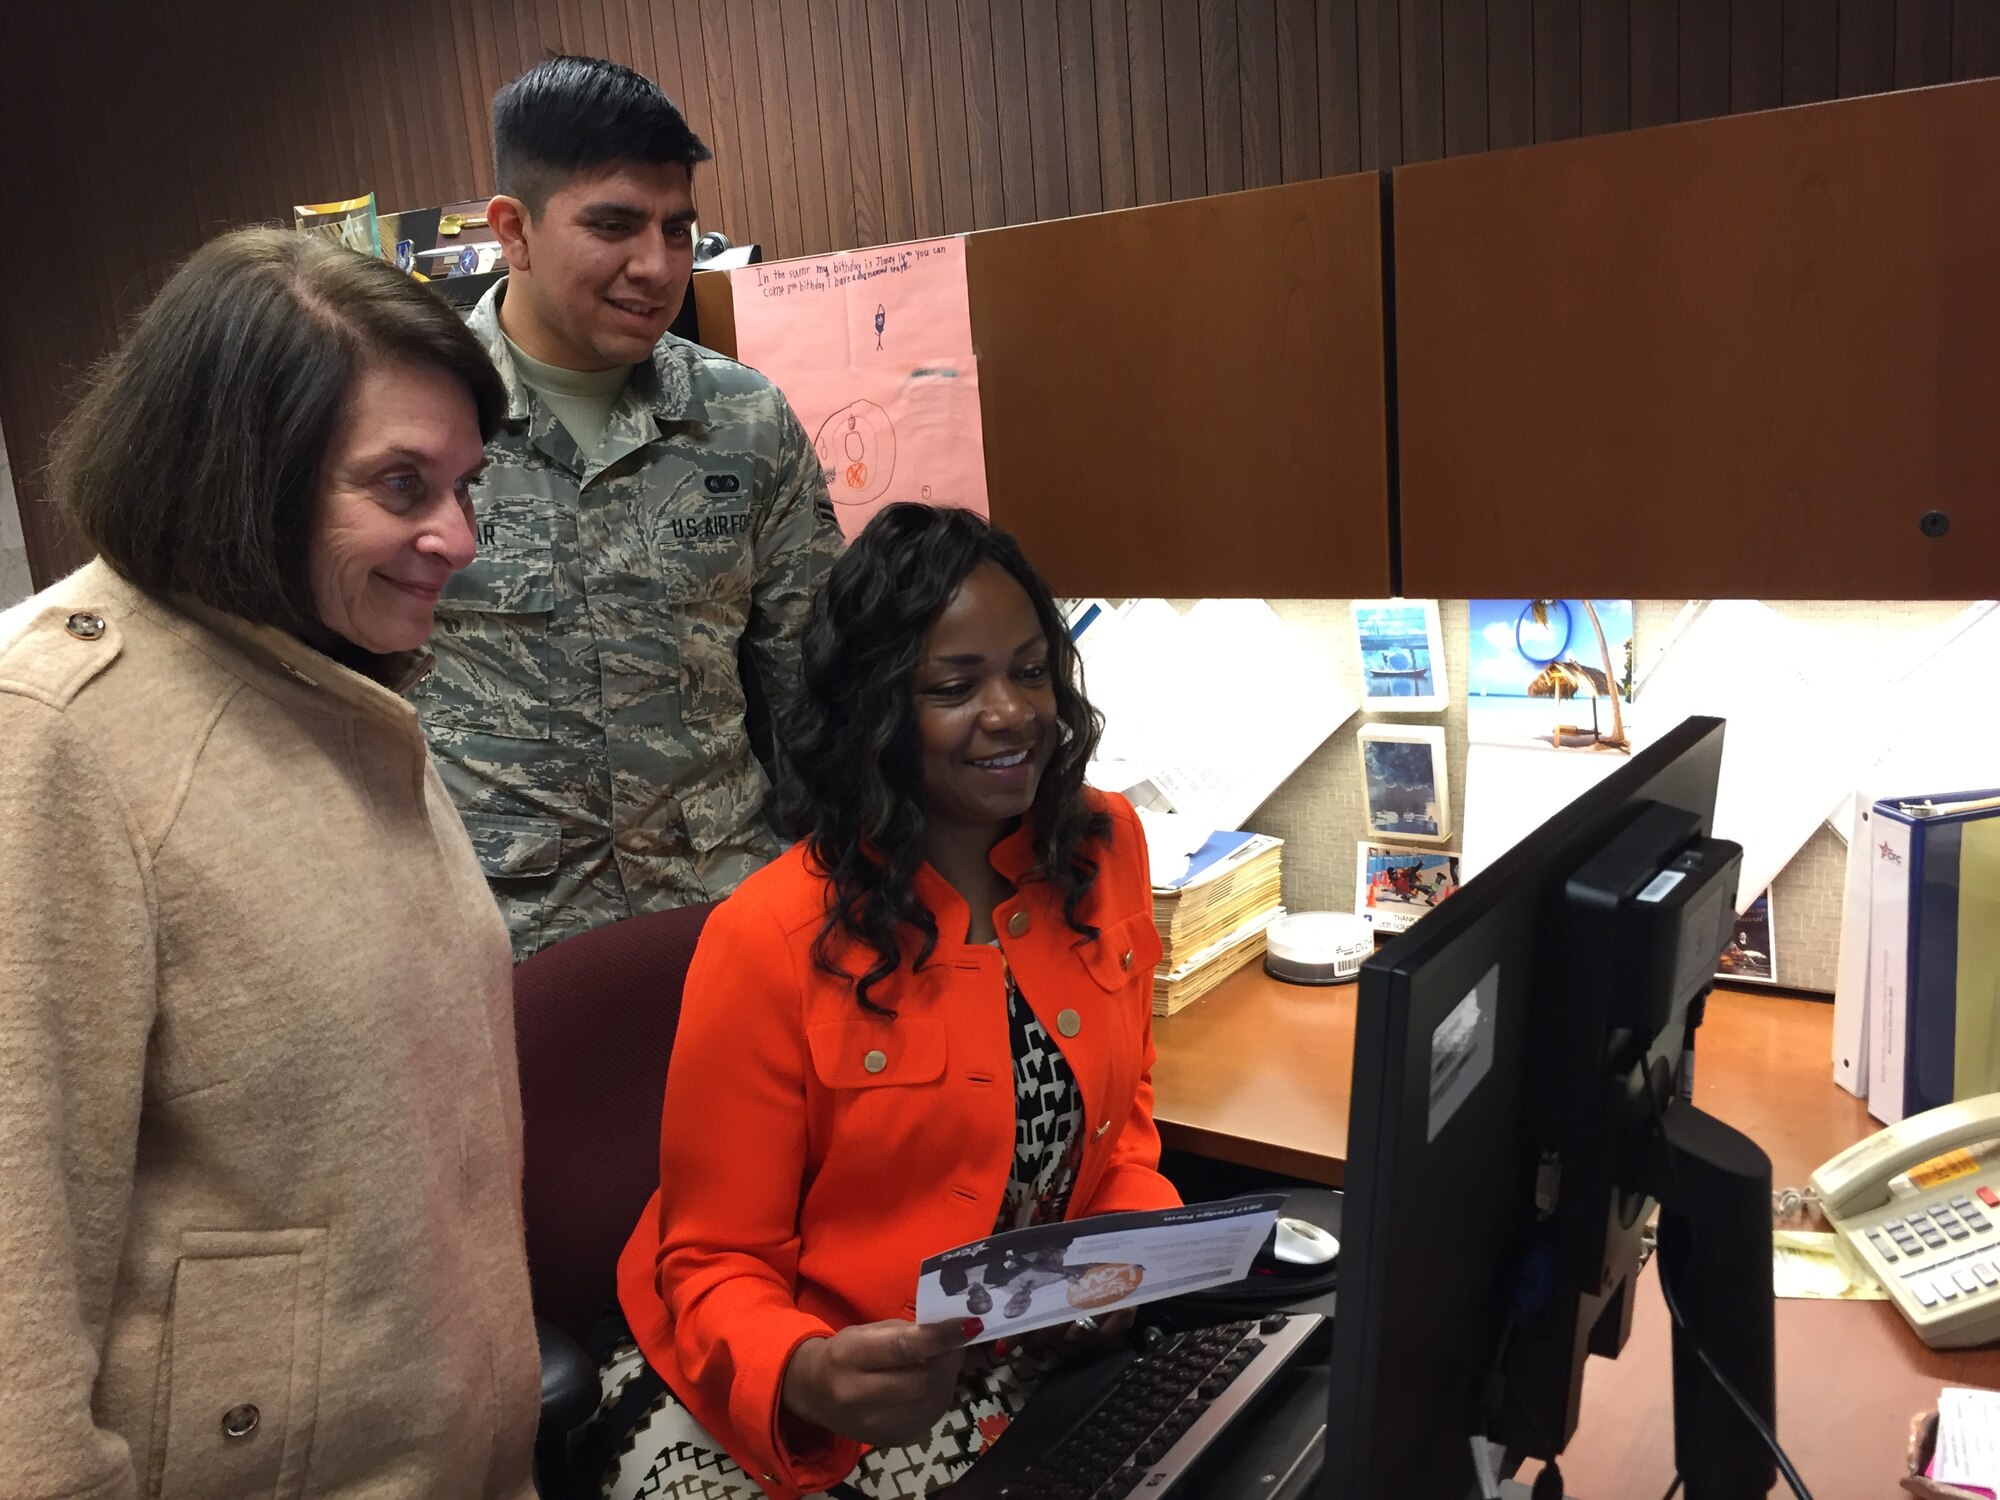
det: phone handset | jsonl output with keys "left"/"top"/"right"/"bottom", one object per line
{"left": 1812, "top": 1094, "right": 2000, "bottom": 1218}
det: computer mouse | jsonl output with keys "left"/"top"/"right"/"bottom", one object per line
{"left": 1272, "top": 1216, "right": 1339, "bottom": 1266}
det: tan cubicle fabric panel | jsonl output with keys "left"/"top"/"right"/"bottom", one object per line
{"left": 966, "top": 175, "right": 1391, "bottom": 598}
{"left": 1393, "top": 78, "right": 2000, "bottom": 600}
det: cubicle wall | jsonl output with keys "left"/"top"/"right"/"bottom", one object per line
{"left": 696, "top": 174, "right": 1394, "bottom": 598}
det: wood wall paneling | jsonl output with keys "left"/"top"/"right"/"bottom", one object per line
{"left": 1439, "top": 0, "right": 1488, "bottom": 157}
{"left": 1238, "top": 0, "right": 1285, "bottom": 190}
{"left": 1091, "top": 0, "right": 1141, "bottom": 210}
{"left": 1532, "top": 0, "right": 1583, "bottom": 144}
{"left": 1319, "top": 0, "right": 1363, "bottom": 176}
{"left": 1400, "top": 0, "right": 1446, "bottom": 163}
{"left": 924, "top": 4, "right": 974, "bottom": 234}
{"left": 1393, "top": 79, "right": 2000, "bottom": 599}
{"left": 1486, "top": 0, "right": 1534, "bottom": 150}
{"left": 8, "top": 0, "right": 2000, "bottom": 587}
{"left": 1579, "top": 2, "right": 1631, "bottom": 135}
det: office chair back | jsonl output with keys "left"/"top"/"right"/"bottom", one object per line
{"left": 512, "top": 902, "right": 714, "bottom": 1345}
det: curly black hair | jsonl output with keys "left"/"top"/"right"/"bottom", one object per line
{"left": 779, "top": 503, "right": 1111, "bottom": 1015}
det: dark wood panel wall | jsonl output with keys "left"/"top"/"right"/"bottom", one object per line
{"left": 6, "top": 0, "right": 2000, "bottom": 587}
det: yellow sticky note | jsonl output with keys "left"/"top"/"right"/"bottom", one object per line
{"left": 1772, "top": 1230, "right": 1888, "bottom": 1300}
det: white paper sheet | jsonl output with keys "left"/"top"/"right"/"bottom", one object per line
{"left": 1934, "top": 1386, "right": 2000, "bottom": 1488}
{"left": 1854, "top": 603, "right": 2000, "bottom": 797}
{"left": 1079, "top": 599, "right": 1357, "bottom": 833}
{"left": 1636, "top": 601, "right": 2000, "bottom": 913}
{"left": 1459, "top": 740, "right": 1628, "bottom": 881}
{"left": 1632, "top": 601, "right": 1880, "bottom": 912}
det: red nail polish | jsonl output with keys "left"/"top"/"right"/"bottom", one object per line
{"left": 993, "top": 1338, "right": 1012, "bottom": 1357}
{"left": 961, "top": 1316, "right": 985, "bottom": 1339}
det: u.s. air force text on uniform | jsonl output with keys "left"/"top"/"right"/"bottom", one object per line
{"left": 414, "top": 283, "right": 841, "bottom": 958}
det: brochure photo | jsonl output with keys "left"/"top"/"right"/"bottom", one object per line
{"left": 915, "top": 1193, "right": 1286, "bottom": 1344}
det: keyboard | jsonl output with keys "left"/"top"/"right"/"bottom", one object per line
{"left": 942, "top": 1313, "right": 1324, "bottom": 1500}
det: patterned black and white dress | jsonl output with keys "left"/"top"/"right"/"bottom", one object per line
{"left": 588, "top": 957, "right": 1086, "bottom": 1500}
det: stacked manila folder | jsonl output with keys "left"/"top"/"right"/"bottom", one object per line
{"left": 1151, "top": 832, "right": 1284, "bottom": 1016}
{"left": 1836, "top": 790, "right": 2000, "bottom": 1124}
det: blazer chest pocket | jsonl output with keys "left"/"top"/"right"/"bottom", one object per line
{"left": 422, "top": 492, "right": 555, "bottom": 742}
{"left": 1080, "top": 912, "right": 1165, "bottom": 993}
{"left": 807, "top": 1017, "right": 947, "bottom": 1090}
{"left": 157, "top": 1229, "right": 324, "bottom": 1500}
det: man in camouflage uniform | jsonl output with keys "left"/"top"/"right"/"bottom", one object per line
{"left": 415, "top": 55, "right": 841, "bottom": 958}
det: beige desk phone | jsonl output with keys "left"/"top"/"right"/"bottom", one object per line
{"left": 1812, "top": 1094, "right": 2000, "bottom": 1349}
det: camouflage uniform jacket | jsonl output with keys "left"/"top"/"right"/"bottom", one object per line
{"left": 415, "top": 281, "right": 841, "bottom": 958}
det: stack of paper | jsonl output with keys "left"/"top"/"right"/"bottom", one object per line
{"left": 1150, "top": 831, "right": 1283, "bottom": 1016}
{"left": 1928, "top": 1387, "right": 2000, "bottom": 1496}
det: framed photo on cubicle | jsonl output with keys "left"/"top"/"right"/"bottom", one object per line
{"left": 1466, "top": 597, "right": 1634, "bottom": 752}
{"left": 1358, "top": 724, "right": 1451, "bottom": 845}
{"left": 1355, "top": 841, "right": 1461, "bottom": 933}
{"left": 1716, "top": 889, "right": 1778, "bottom": 984}
{"left": 1351, "top": 599, "right": 1448, "bottom": 713}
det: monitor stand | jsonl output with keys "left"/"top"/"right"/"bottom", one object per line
{"left": 1494, "top": 1099, "right": 1777, "bottom": 1500}
{"left": 1642, "top": 1100, "right": 1778, "bottom": 1499}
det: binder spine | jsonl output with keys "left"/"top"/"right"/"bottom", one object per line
{"left": 1830, "top": 795, "right": 1876, "bottom": 1098}
{"left": 1867, "top": 811, "right": 1915, "bottom": 1124}
{"left": 1908, "top": 822, "right": 1966, "bottom": 1117}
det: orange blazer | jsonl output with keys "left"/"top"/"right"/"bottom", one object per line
{"left": 615, "top": 791, "right": 1177, "bottom": 1497}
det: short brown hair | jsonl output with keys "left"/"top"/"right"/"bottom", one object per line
{"left": 51, "top": 227, "right": 506, "bottom": 635}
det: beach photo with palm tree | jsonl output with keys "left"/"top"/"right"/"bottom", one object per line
{"left": 1466, "top": 599, "right": 1635, "bottom": 754}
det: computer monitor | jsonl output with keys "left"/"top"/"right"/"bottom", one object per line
{"left": 1325, "top": 715, "right": 1779, "bottom": 1499}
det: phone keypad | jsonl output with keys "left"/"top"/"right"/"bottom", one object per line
{"left": 1867, "top": 1186, "right": 2000, "bottom": 1324}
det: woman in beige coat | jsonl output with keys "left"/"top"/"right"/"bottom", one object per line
{"left": 0, "top": 230, "right": 540, "bottom": 1499}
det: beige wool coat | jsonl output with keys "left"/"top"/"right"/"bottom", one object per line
{"left": 0, "top": 561, "right": 539, "bottom": 1500}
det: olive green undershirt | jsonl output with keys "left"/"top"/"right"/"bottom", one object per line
{"left": 502, "top": 333, "right": 632, "bottom": 457}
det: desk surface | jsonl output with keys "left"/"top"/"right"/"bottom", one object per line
{"left": 1148, "top": 967, "right": 2000, "bottom": 1497}
{"left": 1149, "top": 964, "right": 1355, "bottom": 1183}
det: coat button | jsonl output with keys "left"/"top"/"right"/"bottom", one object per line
{"left": 64, "top": 612, "right": 106, "bottom": 641}
{"left": 1057, "top": 1009, "right": 1081, "bottom": 1037}
{"left": 1095, "top": 1120, "right": 1111, "bottom": 1139}
{"left": 1007, "top": 910, "right": 1030, "bottom": 938}
{"left": 863, "top": 1049, "right": 888, "bottom": 1074}
{"left": 221, "top": 1403, "right": 260, "bottom": 1439}
{"left": 1121, "top": 949, "right": 1134, "bottom": 971}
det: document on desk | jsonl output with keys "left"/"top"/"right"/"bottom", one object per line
{"left": 1769, "top": 1230, "right": 1887, "bottom": 1300}
{"left": 1079, "top": 599, "right": 1357, "bottom": 833}
{"left": 1933, "top": 1387, "right": 2000, "bottom": 1491}
{"left": 915, "top": 1193, "right": 1286, "bottom": 1345}
{"left": 729, "top": 236, "right": 985, "bottom": 540}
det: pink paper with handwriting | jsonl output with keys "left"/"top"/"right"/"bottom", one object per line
{"left": 728, "top": 237, "right": 988, "bottom": 540}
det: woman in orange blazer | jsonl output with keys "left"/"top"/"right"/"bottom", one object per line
{"left": 594, "top": 503, "right": 1179, "bottom": 1499}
